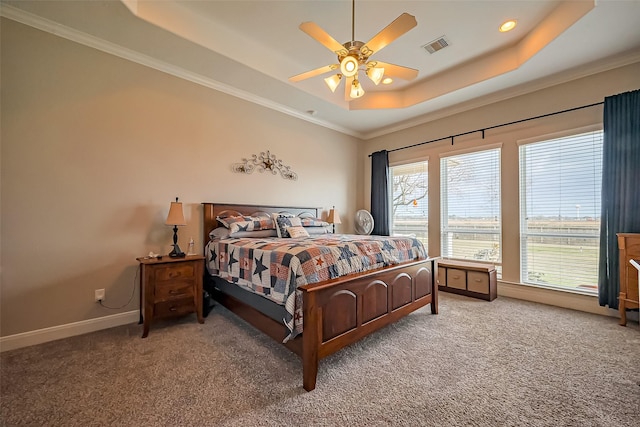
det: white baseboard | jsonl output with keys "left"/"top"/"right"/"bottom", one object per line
{"left": 0, "top": 311, "right": 139, "bottom": 353}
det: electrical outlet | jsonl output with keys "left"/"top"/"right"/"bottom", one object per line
{"left": 94, "top": 289, "right": 105, "bottom": 302}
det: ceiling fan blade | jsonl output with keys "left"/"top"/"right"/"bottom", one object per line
{"left": 373, "top": 61, "right": 419, "bottom": 81}
{"left": 299, "top": 22, "right": 347, "bottom": 55}
{"left": 362, "top": 13, "right": 417, "bottom": 56}
{"left": 344, "top": 76, "right": 354, "bottom": 101}
{"left": 289, "top": 64, "right": 339, "bottom": 82}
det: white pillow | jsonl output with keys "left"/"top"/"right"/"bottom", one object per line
{"left": 287, "top": 226, "right": 310, "bottom": 238}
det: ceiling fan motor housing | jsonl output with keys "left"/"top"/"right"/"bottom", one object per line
{"left": 339, "top": 41, "right": 368, "bottom": 64}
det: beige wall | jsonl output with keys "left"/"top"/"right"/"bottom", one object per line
{"left": 362, "top": 61, "right": 640, "bottom": 313}
{"left": 3, "top": 13, "right": 639, "bottom": 341}
{"left": 0, "top": 18, "right": 361, "bottom": 337}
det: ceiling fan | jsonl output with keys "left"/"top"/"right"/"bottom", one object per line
{"left": 289, "top": 0, "right": 419, "bottom": 100}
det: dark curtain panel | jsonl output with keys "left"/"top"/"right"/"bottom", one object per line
{"left": 598, "top": 89, "right": 640, "bottom": 308}
{"left": 371, "top": 150, "right": 390, "bottom": 236}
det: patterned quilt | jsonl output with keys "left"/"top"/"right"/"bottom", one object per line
{"left": 205, "top": 234, "right": 427, "bottom": 342}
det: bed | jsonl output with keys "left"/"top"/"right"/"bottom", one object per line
{"left": 202, "top": 202, "right": 438, "bottom": 391}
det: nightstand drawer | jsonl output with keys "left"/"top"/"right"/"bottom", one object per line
{"left": 154, "top": 280, "right": 195, "bottom": 302}
{"left": 447, "top": 269, "right": 467, "bottom": 289}
{"left": 154, "top": 263, "right": 195, "bottom": 281}
{"left": 467, "top": 271, "right": 489, "bottom": 293}
{"left": 154, "top": 298, "right": 195, "bottom": 318}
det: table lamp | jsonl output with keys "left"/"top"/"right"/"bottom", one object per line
{"left": 327, "top": 206, "right": 342, "bottom": 234}
{"left": 166, "top": 197, "right": 187, "bottom": 257}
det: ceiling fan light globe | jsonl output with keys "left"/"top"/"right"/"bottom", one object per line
{"left": 367, "top": 67, "right": 385, "bottom": 85}
{"left": 350, "top": 79, "right": 365, "bottom": 99}
{"left": 340, "top": 56, "right": 359, "bottom": 77}
{"left": 324, "top": 74, "right": 342, "bottom": 92}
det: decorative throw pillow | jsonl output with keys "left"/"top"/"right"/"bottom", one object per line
{"left": 287, "top": 226, "right": 310, "bottom": 238}
{"left": 271, "top": 213, "right": 293, "bottom": 237}
{"left": 275, "top": 216, "right": 302, "bottom": 238}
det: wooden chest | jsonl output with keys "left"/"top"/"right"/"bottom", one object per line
{"left": 437, "top": 259, "right": 497, "bottom": 301}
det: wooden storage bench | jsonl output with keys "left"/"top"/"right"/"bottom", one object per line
{"left": 437, "top": 259, "right": 497, "bottom": 301}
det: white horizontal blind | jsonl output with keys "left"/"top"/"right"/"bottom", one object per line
{"left": 440, "top": 148, "right": 501, "bottom": 267}
{"left": 519, "top": 130, "right": 603, "bottom": 292}
{"left": 390, "top": 161, "right": 428, "bottom": 246}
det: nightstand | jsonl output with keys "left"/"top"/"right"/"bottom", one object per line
{"left": 136, "top": 255, "right": 205, "bottom": 338}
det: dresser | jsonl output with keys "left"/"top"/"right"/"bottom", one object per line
{"left": 617, "top": 233, "right": 640, "bottom": 326}
{"left": 137, "top": 255, "right": 205, "bottom": 337}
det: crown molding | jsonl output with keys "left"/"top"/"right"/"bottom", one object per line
{"left": 0, "top": 4, "right": 363, "bottom": 139}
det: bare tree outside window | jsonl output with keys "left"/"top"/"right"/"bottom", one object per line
{"left": 390, "top": 162, "right": 428, "bottom": 245}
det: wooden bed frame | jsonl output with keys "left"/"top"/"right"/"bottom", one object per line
{"left": 202, "top": 202, "right": 438, "bottom": 391}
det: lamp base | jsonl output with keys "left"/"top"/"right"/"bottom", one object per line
{"left": 169, "top": 244, "right": 186, "bottom": 258}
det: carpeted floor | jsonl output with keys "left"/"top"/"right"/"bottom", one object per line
{"left": 2, "top": 293, "right": 639, "bottom": 426}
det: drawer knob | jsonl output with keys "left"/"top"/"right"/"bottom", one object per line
{"left": 169, "top": 290, "right": 180, "bottom": 295}
{"left": 170, "top": 306, "right": 177, "bottom": 312}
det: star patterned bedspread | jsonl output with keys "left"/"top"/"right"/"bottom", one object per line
{"left": 205, "top": 234, "right": 427, "bottom": 342}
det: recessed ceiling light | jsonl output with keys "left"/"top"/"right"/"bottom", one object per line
{"left": 382, "top": 77, "right": 393, "bottom": 85}
{"left": 499, "top": 19, "right": 517, "bottom": 33}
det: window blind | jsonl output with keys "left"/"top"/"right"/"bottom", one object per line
{"left": 519, "top": 130, "right": 603, "bottom": 292}
{"left": 440, "top": 148, "right": 501, "bottom": 266}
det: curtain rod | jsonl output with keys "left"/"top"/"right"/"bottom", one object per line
{"left": 369, "top": 101, "right": 604, "bottom": 157}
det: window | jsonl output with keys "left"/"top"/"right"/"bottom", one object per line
{"left": 440, "top": 148, "right": 501, "bottom": 269}
{"left": 390, "top": 161, "right": 428, "bottom": 246}
{"left": 519, "top": 130, "right": 603, "bottom": 293}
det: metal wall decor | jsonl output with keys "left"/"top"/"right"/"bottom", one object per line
{"left": 232, "top": 150, "right": 298, "bottom": 181}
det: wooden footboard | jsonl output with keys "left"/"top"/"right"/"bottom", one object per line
{"left": 300, "top": 258, "right": 437, "bottom": 391}
{"left": 201, "top": 202, "right": 438, "bottom": 391}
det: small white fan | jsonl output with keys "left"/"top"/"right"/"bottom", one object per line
{"left": 354, "top": 210, "right": 374, "bottom": 235}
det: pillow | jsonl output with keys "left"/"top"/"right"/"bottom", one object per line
{"left": 230, "top": 229, "right": 277, "bottom": 238}
{"left": 220, "top": 217, "right": 275, "bottom": 234}
{"left": 217, "top": 215, "right": 275, "bottom": 231}
{"left": 275, "top": 216, "right": 302, "bottom": 238}
{"left": 300, "top": 218, "right": 330, "bottom": 227}
{"left": 216, "top": 215, "right": 252, "bottom": 228}
{"left": 209, "top": 227, "right": 277, "bottom": 240}
{"left": 305, "top": 226, "right": 331, "bottom": 235}
{"left": 271, "top": 213, "right": 293, "bottom": 237}
{"left": 287, "top": 226, "right": 310, "bottom": 238}
{"left": 210, "top": 227, "right": 231, "bottom": 240}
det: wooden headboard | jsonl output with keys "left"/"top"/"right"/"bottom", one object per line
{"left": 201, "top": 203, "right": 321, "bottom": 249}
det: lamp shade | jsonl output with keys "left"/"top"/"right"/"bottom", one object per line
{"left": 350, "top": 79, "right": 365, "bottom": 99}
{"left": 327, "top": 208, "right": 342, "bottom": 225}
{"left": 367, "top": 66, "right": 385, "bottom": 85}
{"left": 165, "top": 198, "right": 186, "bottom": 226}
{"left": 324, "top": 74, "right": 342, "bottom": 92}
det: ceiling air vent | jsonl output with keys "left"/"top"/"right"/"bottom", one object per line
{"left": 422, "top": 36, "right": 449, "bottom": 54}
